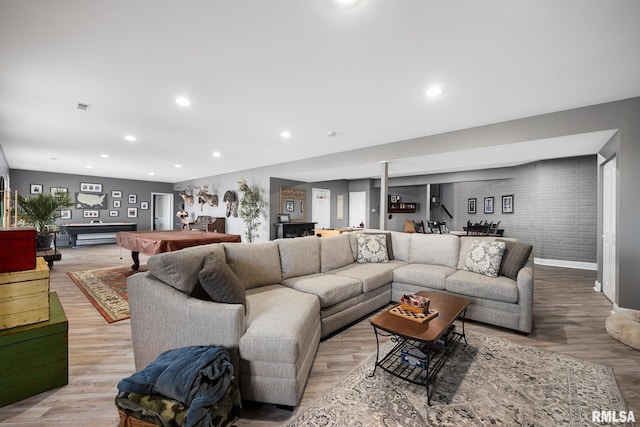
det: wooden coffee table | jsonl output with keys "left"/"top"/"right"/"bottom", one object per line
{"left": 369, "top": 291, "right": 470, "bottom": 405}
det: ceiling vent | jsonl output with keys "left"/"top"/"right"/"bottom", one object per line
{"left": 76, "top": 102, "right": 90, "bottom": 111}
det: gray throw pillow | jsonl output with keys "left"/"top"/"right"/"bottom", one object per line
{"left": 463, "top": 240, "right": 506, "bottom": 278}
{"left": 356, "top": 233, "right": 389, "bottom": 263}
{"left": 193, "top": 253, "right": 246, "bottom": 310}
{"left": 497, "top": 239, "right": 533, "bottom": 280}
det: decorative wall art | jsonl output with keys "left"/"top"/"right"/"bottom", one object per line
{"left": 30, "top": 184, "right": 43, "bottom": 194}
{"left": 109, "top": 210, "right": 119, "bottom": 217}
{"left": 468, "top": 198, "right": 477, "bottom": 214}
{"left": 111, "top": 190, "right": 122, "bottom": 198}
{"left": 502, "top": 195, "right": 514, "bottom": 214}
{"left": 484, "top": 197, "right": 494, "bottom": 214}
{"left": 80, "top": 182, "right": 102, "bottom": 192}
{"left": 83, "top": 210, "right": 99, "bottom": 218}
{"left": 50, "top": 187, "right": 68, "bottom": 195}
{"left": 127, "top": 207, "right": 138, "bottom": 218}
{"left": 113, "top": 200, "right": 121, "bottom": 208}
{"left": 60, "top": 209, "right": 72, "bottom": 220}
{"left": 280, "top": 187, "right": 306, "bottom": 221}
{"left": 286, "top": 201, "right": 294, "bottom": 212}
{"left": 140, "top": 201, "right": 149, "bottom": 210}
{"left": 75, "top": 192, "right": 108, "bottom": 209}
{"left": 128, "top": 194, "right": 137, "bottom": 204}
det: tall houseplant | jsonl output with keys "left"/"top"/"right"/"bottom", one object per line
{"left": 17, "top": 191, "right": 73, "bottom": 249}
{"left": 237, "top": 177, "right": 268, "bottom": 243}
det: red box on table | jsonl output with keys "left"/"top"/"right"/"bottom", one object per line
{"left": 0, "top": 228, "right": 36, "bottom": 273}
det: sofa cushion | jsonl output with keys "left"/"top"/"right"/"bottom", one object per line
{"left": 224, "top": 242, "right": 282, "bottom": 289}
{"left": 356, "top": 233, "right": 389, "bottom": 263}
{"left": 147, "top": 243, "right": 225, "bottom": 294}
{"left": 464, "top": 240, "right": 506, "bottom": 278}
{"left": 240, "top": 285, "right": 320, "bottom": 364}
{"left": 409, "top": 233, "right": 460, "bottom": 268}
{"left": 390, "top": 231, "right": 411, "bottom": 262}
{"left": 446, "top": 270, "right": 518, "bottom": 303}
{"left": 332, "top": 262, "right": 395, "bottom": 293}
{"left": 497, "top": 238, "right": 533, "bottom": 280}
{"left": 392, "top": 264, "right": 457, "bottom": 290}
{"left": 193, "top": 252, "right": 246, "bottom": 310}
{"left": 457, "top": 236, "right": 509, "bottom": 269}
{"left": 281, "top": 273, "right": 362, "bottom": 307}
{"left": 276, "top": 236, "right": 321, "bottom": 279}
{"left": 320, "top": 234, "right": 354, "bottom": 273}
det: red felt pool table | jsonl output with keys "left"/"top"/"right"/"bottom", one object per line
{"left": 116, "top": 229, "right": 241, "bottom": 270}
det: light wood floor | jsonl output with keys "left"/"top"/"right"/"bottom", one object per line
{"left": 0, "top": 244, "right": 638, "bottom": 426}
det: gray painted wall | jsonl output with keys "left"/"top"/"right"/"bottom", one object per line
{"left": 10, "top": 169, "right": 174, "bottom": 244}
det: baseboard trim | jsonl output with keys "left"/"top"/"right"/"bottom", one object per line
{"left": 534, "top": 258, "right": 597, "bottom": 271}
{"left": 594, "top": 280, "right": 602, "bottom": 292}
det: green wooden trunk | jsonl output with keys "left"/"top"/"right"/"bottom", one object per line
{"left": 0, "top": 292, "right": 68, "bottom": 407}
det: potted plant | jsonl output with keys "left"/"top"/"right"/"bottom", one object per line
{"left": 17, "top": 191, "right": 73, "bottom": 250}
{"left": 237, "top": 177, "right": 268, "bottom": 243}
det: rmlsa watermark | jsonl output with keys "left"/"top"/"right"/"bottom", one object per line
{"left": 592, "top": 410, "right": 635, "bottom": 424}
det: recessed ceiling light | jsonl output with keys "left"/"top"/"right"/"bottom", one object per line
{"left": 281, "top": 130, "right": 292, "bottom": 138}
{"left": 85, "top": 165, "right": 92, "bottom": 169}
{"left": 426, "top": 86, "right": 443, "bottom": 97}
{"left": 124, "top": 135, "right": 137, "bottom": 142}
{"left": 212, "top": 151, "right": 221, "bottom": 158}
{"left": 148, "top": 172, "right": 155, "bottom": 176}
{"left": 335, "top": 0, "right": 360, "bottom": 7}
{"left": 326, "top": 131, "right": 337, "bottom": 137}
{"left": 100, "top": 154, "right": 109, "bottom": 158}
{"left": 174, "top": 164, "right": 182, "bottom": 168}
{"left": 176, "top": 97, "right": 191, "bottom": 107}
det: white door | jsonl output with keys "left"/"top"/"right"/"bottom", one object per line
{"left": 152, "top": 193, "right": 173, "bottom": 230}
{"left": 349, "top": 191, "right": 367, "bottom": 228}
{"left": 312, "top": 188, "right": 331, "bottom": 229}
{"left": 602, "top": 157, "right": 616, "bottom": 302}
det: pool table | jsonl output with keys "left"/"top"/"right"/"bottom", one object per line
{"left": 116, "top": 229, "right": 241, "bottom": 270}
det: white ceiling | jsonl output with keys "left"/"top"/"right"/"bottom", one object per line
{"left": 1, "top": 1, "right": 640, "bottom": 184}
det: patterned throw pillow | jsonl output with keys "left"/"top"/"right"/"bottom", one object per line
{"left": 464, "top": 240, "right": 506, "bottom": 278}
{"left": 356, "top": 233, "right": 389, "bottom": 263}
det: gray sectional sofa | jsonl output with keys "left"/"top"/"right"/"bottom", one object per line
{"left": 127, "top": 231, "right": 533, "bottom": 407}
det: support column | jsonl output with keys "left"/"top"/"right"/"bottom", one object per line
{"left": 379, "top": 161, "right": 389, "bottom": 230}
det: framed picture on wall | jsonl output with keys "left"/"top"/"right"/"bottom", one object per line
{"left": 30, "top": 184, "right": 43, "bottom": 194}
{"left": 50, "top": 186, "right": 68, "bottom": 195}
{"left": 140, "top": 201, "right": 149, "bottom": 210}
{"left": 80, "top": 182, "right": 102, "bottom": 192}
{"left": 113, "top": 200, "right": 121, "bottom": 208}
{"left": 502, "top": 195, "right": 514, "bottom": 213}
{"left": 127, "top": 207, "right": 138, "bottom": 218}
{"left": 128, "top": 194, "right": 137, "bottom": 204}
{"left": 468, "top": 198, "right": 477, "bottom": 214}
{"left": 109, "top": 210, "right": 119, "bottom": 217}
{"left": 111, "top": 190, "right": 122, "bottom": 198}
{"left": 484, "top": 197, "right": 494, "bottom": 214}
{"left": 285, "top": 201, "right": 294, "bottom": 212}
{"left": 83, "top": 210, "right": 99, "bottom": 218}
{"left": 60, "top": 209, "right": 72, "bottom": 220}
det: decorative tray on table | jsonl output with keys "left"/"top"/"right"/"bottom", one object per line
{"left": 389, "top": 305, "right": 439, "bottom": 323}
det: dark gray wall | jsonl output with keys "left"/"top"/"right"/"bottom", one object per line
{"left": 10, "top": 169, "right": 174, "bottom": 244}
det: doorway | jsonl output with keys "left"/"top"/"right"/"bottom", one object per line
{"left": 349, "top": 191, "right": 366, "bottom": 228}
{"left": 602, "top": 157, "right": 616, "bottom": 303}
{"left": 152, "top": 193, "right": 173, "bottom": 230}
{"left": 312, "top": 188, "right": 331, "bottom": 229}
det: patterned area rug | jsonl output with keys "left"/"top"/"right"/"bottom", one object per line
{"left": 289, "top": 330, "right": 631, "bottom": 427}
{"left": 68, "top": 265, "right": 146, "bottom": 323}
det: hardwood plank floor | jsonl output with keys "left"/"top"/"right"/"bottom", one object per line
{"left": 0, "top": 244, "right": 638, "bottom": 426}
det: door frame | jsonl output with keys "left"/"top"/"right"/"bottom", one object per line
{"left": 151, "top": 192, "right": 174, "bottom": 230}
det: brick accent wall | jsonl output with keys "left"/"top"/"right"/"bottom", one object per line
{"left": 454, "top": 156, "right": 597, "bottom": 263}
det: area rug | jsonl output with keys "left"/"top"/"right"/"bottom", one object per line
{"left": 289, "top": 330, "right": 631, "bottom": 427}
{"left": 68, "top": 265, "right": 146, "bottom": 323}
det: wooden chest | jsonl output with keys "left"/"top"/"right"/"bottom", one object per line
{"left": 0, "top": 292, "right": 68, "bottom": 407}
{"left": 0, "top": 227, "right": 36, "bottom": 273}
{"left": 0, "top": 257, "right": 50, "bottom": 330}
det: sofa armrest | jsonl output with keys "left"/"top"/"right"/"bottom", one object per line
{"left": 128, "top": 272, "right": 246, "bottom": 371}
{"left": 516, "top": 259, "right": 534, "bottom": 333}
